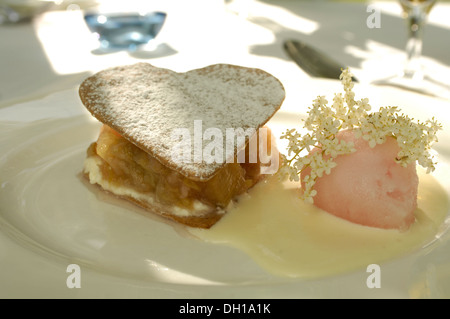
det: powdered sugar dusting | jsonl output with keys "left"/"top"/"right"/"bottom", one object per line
{"left": 79, "top": 63, "right": 285, "bottom": 180}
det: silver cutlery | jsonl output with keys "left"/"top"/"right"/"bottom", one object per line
{"left": 283, "top": 39, "right": 358, "bottom": 82}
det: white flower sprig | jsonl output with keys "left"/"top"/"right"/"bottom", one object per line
{"left": 280, "top": 68, "right": 442, "bottom": 203}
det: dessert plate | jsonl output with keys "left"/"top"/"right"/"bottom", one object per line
{"left": 1, "top": 79, "right": 449, "bottom": 298}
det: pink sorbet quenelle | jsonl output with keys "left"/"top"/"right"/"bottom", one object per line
{"left": 302, "top": 130, "right": 418, "bottom": 230}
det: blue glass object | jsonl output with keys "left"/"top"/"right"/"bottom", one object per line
{"left": 84, "top": 11, "right": 167, "bottom": 51}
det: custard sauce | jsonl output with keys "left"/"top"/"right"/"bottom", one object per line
{"left": 189, "top": 171, "right": 449, "bottom": 278}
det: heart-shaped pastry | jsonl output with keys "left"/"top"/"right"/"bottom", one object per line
{"left": 79, "top": 62, "right": 285, "bottom": 180}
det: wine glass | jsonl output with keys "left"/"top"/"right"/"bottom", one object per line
{"left": 374, "top": 0, "right": 450, "bottom": 99}
{"left": 399, "top": 0, "right": 436, "bottom": 81}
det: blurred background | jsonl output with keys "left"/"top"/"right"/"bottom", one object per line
{"left": 1, "top": 0, "right": 450, "bottom": 106}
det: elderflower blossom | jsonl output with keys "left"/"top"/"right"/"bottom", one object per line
{"left": 280, "top": 68, "right": 442, "bottom": 203}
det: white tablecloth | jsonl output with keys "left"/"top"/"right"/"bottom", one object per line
{"left": 1, "top": 0, "right": 450, "bottom": 110}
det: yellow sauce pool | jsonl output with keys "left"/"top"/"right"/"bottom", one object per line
{"left": 189, "top": 171, "right": 449, "bottom": 279}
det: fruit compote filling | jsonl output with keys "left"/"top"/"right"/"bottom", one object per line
{"left": 86, "top": 125, "right": 272, "bottom": 213}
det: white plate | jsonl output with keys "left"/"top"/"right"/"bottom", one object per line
{"left": 1, "top": 79, "right": 450, "bottom": 298}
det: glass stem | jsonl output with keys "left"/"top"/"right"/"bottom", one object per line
{"left": 403, "top": 6, "right": 426, "bottom": 80}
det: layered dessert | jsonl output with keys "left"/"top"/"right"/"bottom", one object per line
{"left": 80, "top": 63, "right": 285, "bottom": 228}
